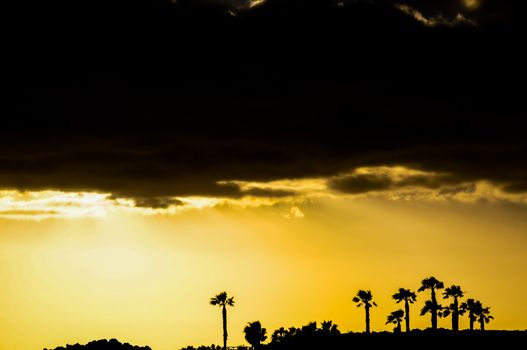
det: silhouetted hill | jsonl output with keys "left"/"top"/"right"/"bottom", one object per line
{"left": 44, "top": 338, "right": 151, "bottom": 350}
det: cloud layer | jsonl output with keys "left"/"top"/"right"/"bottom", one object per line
{"left": 4, "top": 0, "right": 524, "bottom": 213}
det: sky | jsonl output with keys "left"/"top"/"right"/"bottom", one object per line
{"left": 3, "top": 0, "right": 527, "bottom": 349}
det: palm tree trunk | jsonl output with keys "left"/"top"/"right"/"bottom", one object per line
{"left": 222, "top": 305, "right": 227, "bottom": 350}
{"left": 480, "top": 319, "right": 485, "bottom": 331}
{"left": 405, "top": 300, "right": 410, "bottom": 332}
{"left": 365, "top": 305, "right": 370, "bottom": 334}
{"left": 396, "top": 321, "right": 401, "bottom": 333}
{"left": 453, "top": 298, "right": 459, "bottom": 332}
{"left": 431, "top": 288, "right": 437, "bottom": 330}
{"left": 469, "top": 312, "right": 474, "bottom": 331}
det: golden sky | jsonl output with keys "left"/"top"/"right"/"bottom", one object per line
{"left": 1, "top": 166, "right": 526, "bottom": 349}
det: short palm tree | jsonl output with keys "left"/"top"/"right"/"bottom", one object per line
{"left": 460, "top": 298, "right": 479, "bottom": 331}
{"left": 353, "top": 290, "right": 377, "bottom": 334}
{"left": 392, "top": 288, "right": 417, "bottom": 332}
{"left": 442, "top": 285, "right": 464, "bottom": 331}
{"left": 386, "top": 310, "right": 405, "bottom": 333}
{"left": 210, "top": 291, "right": 235, "bottom": 350}
{"left": 420, "top": 300, "right": 443, "bottom": 328}
{"left": 418, "top": 277, "right": 444, "bottom": 330}
{"left": 244, "top": 321, "right": 267, "bottom": 349}
{"left": 475, "top": 305, "right": 494, "bottom": 331}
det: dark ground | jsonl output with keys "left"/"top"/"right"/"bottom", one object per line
{"left": 46, "top": 331, "right": 527, "bottom": 350}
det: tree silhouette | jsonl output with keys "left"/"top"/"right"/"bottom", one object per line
{"left": 320, "top": 320, "right": 340, "bottom": 336}
{"left": 271, "top": 327, "right": 288, "bottom": 344}
{"left": 475, "top": 304, "right": 494, "bottom": 331}
{"left": 210, "top": 291, "right": 235, "bottom": 350}
{"left": 244, "top": 321, "right": 267, "bottom": 349}
{"left": 418, "top": 277, "right": 444, "bottom": 330}
{"left": 441, "top": 285, "right": 464, "bottom": 331}
{"left": 392, "top": 288, "right": 417, "bottom": 332}
{"left": 460, "top": 298, "right": 479, "bottom": 331}
{"left": 420, "top": 300, "right": 443, "bottom": 329}
{"left": 270, "top": 326, "right": 301, "bottom": 345}
{"left": 353, "top": 290, "right": 377, "bottom": 334}
{"left": 386, "top": 309, "right": 405, "bottom": 333}
{"left": 300, "top": 322, "right": 318, "bottom": 336}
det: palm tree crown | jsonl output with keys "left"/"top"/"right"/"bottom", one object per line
{"left": 443, "top": 285, "right": 464, "bottom": 299}
{"left": 418, "top": 277, "right": 445, "bottom": 293}
{"left": 210, "top": 291, "right": 235, "bottom": 307}
{"left": 353, "top": 290, "right": 377, "bottom": 308}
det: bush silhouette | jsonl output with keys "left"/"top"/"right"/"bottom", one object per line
{"left": 44, "top": 339, "right": 151, "bottom": 350}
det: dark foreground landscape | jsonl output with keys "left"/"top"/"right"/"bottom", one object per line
{"left": 46, "top": 330, "right": 527, "bottom": 350}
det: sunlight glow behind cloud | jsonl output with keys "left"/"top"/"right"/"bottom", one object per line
{"left": 1, "top": 166, "right": 527, "bottom": 220}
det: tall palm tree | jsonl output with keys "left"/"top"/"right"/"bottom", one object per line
{"left": 210, "top": 291, "right": 235, "bottom": 350}
{"left": 418, "top": 277, "right": 444, "bottom": 330}
{"left": 386, "top": 310, "right": 405, "bottom": 333}
{"left": 475, "top": 304, "right": 494, "bottom": 331}
{"left": 353, "top": 290, "right": 377, "bottom": 334}
{"left": 244, "top": 321, "right": 267, "bottom": 349}
{"left": 392, "top": 288, "right": 417, "bottom": 332}
{"left": 460, "top": 298, "right": 479, "bottom": 331}
{"left": 442, "top": 285, "right": 464, "bottom": 331}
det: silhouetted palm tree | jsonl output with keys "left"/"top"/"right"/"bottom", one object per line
{"left": 392, "top": 288, "right": 417, "bottom": 332}
{"left": 386, "top": 309, "right": 405, "bottom": 333}
{"left": 420, "top": 300, "right": 443, "bottom": 329}
{"left": 418, "top": 277, "right": 444, "bottom": 330}
{"left": 474, "top": 304, "right": 494, "bottom": 331}
{"left": 353, "top": 290, "right": 377, "bottom": 334}
{"left": 244, "top": 321, "right": 267, "bottom": 349}
{"left": 210, "top": 291, "right": 235, "bottom": 350}
{"left": 460, "top": 298, "right": 479, "bottom": 331}
{"left": 442, "top": 285, "right": 464, "bottom": 331}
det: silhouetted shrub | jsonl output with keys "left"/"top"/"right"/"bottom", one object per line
{"left": 44, "top": 339, "right": 151, "bottom": 350}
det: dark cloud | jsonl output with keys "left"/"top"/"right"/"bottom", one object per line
{"left": 330, "top": 174, "right": 393, "bottom": 194}
{"left": 132, "top": 197, "right": 185, "bottom": 209}
{"left": 329, "top": 171, "right": 472, "bottom": 195}
{"left": 438, "top": 183, "right": 477, "bottom": 195}
{"left": 4, "top": 0, "right": 525, "bottom": 207}
{"left": 241, "top": 188, "right": 296, "bottom": 198}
